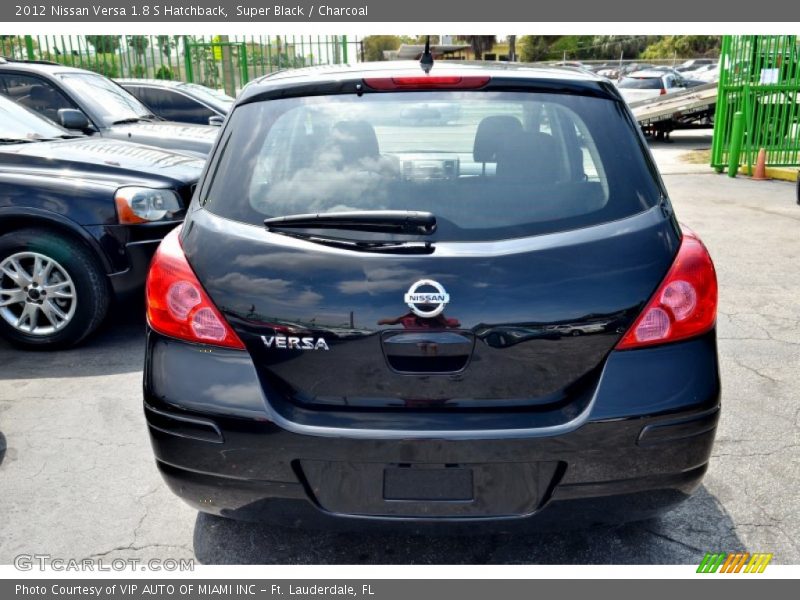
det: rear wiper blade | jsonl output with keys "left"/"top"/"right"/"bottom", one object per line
{"left": 264, "top": 210, "right": 437, "bottom": 235}
{"left": 269, "top": 230, "right": 435, "bottom": 255}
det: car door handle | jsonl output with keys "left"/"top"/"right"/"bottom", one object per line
{"left": 381, "top": 331, "right": 474, "bottom": 357}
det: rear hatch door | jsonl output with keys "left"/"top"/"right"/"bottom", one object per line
{"left": 186, "top": 81, "right": 679, "bottom": 416}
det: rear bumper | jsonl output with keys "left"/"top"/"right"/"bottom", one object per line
{"left": 144, "top": 330, "right": 720, "bottom": 529}
{"left": 154, "top": 460, "right": 709, "bottom": 533}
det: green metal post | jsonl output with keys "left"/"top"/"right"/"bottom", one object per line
{"left": 183, "top": 37, "right": 193, "bottom": 83}
{"left": 728, "top": 111, "right": 745, "bottom": 177}
{"left": 341, "top": 35, "right": 348, "bottom": 64}
{"left": 711, "top": 35, "right": 731, "bottom": 171}
{"left": 24, "top": 35, "right": 35, "bottom": 60}
{"left": 240, "top": 43, "right": 248, "bottom": 85}
{"left": 743, "top": 85, "right": 753, "bottom": 175}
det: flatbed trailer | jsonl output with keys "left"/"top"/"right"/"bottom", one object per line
{"left": 629, "top": 83, "right": 718, "bottom": 139}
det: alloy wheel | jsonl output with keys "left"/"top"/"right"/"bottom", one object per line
{"left": 0, "top": 252, "right": 77, "bottom": 336}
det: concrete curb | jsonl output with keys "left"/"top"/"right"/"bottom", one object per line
{"left": 738, "top": 165, "right": 799, "bottom": 182}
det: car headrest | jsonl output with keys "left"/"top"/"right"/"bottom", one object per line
{"left": 28, "top": 85, "right": 50, "bottom": 102}
{"left": 473, "top": 116, "right": 523, "bottom": 163}
{"left": 496, "top": 131, "right": 561, "bottom": 183}
{"left": 330, "top": 120, "right": 380, "bottom": 163}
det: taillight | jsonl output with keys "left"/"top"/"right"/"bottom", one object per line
{"left": 362, "top": 75, "right": 490, "bottom": 90}
{"left": 660, "top": 88, "right": 667, "bottom": 95}
{"left": 616, "top": 231, "right": 717, "bottom": 350}
{"left": 146, "top": 227, "right": 245, "bottom": 349}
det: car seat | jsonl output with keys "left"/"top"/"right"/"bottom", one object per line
{"left": 496, "top": 130, "right": 562, "bottom": 183}
{"left": 473, "top": 115, "right": 523, "bottom": 174}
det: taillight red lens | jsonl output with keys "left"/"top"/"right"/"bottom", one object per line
{"left": 617, "top": 231, "right": 717, "bottom": 350}
{"left": 146, "top": 227, "right": 245, "bottom": 349}
{"left": 363, "top": 76, "right": 490, "bottom": 90}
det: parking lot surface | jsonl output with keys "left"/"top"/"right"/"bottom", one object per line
{"left": 1, "top": 132, "right": 798, "bottom": 564}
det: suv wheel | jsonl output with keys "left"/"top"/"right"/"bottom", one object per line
{"left": 0, "top": 228, "right": 109, "bottom": 349}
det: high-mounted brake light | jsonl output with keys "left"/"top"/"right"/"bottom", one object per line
{"left": 146, "top": 227, "right": 245, "bottom": 349}
{"left": 362, "top": 76, "right": 491, "bottom": 90}
{"left": 616, "top": 231, "right": 717, "bottom": 350}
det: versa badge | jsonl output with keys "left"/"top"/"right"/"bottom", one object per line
{"left": 261, "top": 335, "right": 330, "bottom": 351}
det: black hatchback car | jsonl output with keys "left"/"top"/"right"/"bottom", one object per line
{"left": 0, "top": 94, "right": 203, "bottom": 348}
{"left": 144, "top": 62, "right": 720, "bottom": 529}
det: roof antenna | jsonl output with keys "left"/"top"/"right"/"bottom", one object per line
{"left": 420, "top": 36, "right": 434, "bottom": 74}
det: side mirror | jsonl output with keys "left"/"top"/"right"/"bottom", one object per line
{"left": 208, "top": 115, "right": 225, "bottom": 127}
{"left": 58, "top": 108, "right": 91, "bottom": 132}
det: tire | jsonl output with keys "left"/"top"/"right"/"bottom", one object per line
{"left": 0, "top": 228, "right": 110, "bottom": 349}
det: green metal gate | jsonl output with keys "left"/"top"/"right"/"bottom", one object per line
{"left": 711, "top": 35, "right": 800, "bottom": 173}
{"left": 184, "top": 40, "right": 248, "bottom": 94}
{"left": 183, "top": 35, "right": 352, "bottom": 94}
{"left": 0, "top": 35, "right": 358, "bottom": 92}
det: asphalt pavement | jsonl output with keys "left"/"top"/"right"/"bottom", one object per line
{"left": 1, "top": 131, "right": 798, "bottom": 564}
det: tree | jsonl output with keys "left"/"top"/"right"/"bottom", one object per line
{"left": 519, "top": 35, "right": 665, "bottom": 62}
{"left": 85, "top": 35, "right": 121, "bottom": 54}
{"left": 127, "top": 35, "right": 149, "bottom": 61}
{"left": 157, "top": 35, "right": 177, "bottom": 60}
{"left": 520, "top": 36, "right": 550, "bottom": 62}
{"left": 584, "top": 36, "right": 660, "bottom": 60}
{"left": 461, "top": 36, "right": 496, "bottom": 60}
{"left": 0, "top": 35, "right": 38, "bottom": 57}
{"left": 549, "top": 36, "right": 597, "bottom": 59}
{"left": 641, "top": 36, "right": 721, "bottom": 59}
{"left": 361, "top": 35, "right": 404, "bottom": 61}
{"left": 507, "top": 35, "right": 517, "bottom": 62}
{"left": 154, "top": 66, "right": 174, "bottom": 80}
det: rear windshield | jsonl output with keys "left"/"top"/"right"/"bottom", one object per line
{"left": 203, "top": 90, "right": 661, "bottom": 241}
{"left": 618, "top": 77, "right": 664, "bottom": 89}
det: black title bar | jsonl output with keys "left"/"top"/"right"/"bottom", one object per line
{"left": 2, "top": 0, "right": 797, "bottom": 22}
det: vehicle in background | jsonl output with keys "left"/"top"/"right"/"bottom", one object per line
{"left": 620, "top": 63, "right": 655, "bottom": 76}
{"left": 594, "top": 63, "right": 654, "bottom": 80}
{"left": 399, "top": 101, "right": 462, "bottom": 124}
{"left": 644, "top": 67, "right": 709, "bottom": 89}
{"left": 550, "top": 61, "right": 585, "bottom": 69}
{"left": 617, "top": 70, "right": 689, "bottom": 103}
{"left": 686, "top": 63, "right": 720, "bottom": 83}
{"left": 0, "top": 94, "right": 203, "bottom": 348}
{"left": 585, "top": 63, "right": 614, "bottom": 74}
{"left": 0, "top": 58, "right": 218, "bottom": 156}
{"left": 116, "top": 79, "right": 234, "bottom": 126}
{"left": 143, "top": 61, "right": 720, "bottom": 530}
{"left": 595, "top": 65, "right": 620, "bottom": 78}
{"left": 647, "top": 66, "right": 682, "bottom": 74}
{"left": 676, "top": 58, "right": 715, "bottom": 72}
